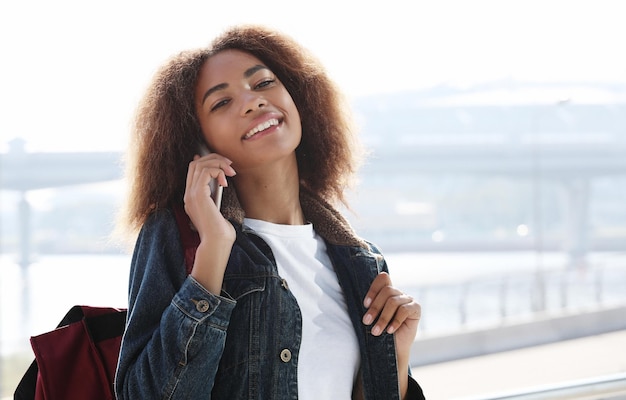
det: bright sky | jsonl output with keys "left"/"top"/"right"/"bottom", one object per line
{"left": 1, "top": 0, "right": 625, "bottom": 152}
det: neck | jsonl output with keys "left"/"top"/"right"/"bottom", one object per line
{"left": 232, "top": 157, "right": 305, "bottom": 225}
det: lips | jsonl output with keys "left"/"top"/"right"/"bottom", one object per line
{"left": 243, "top": 117, "right": 280, "bottom": 140}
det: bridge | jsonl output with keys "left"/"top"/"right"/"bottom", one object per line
{"left": 364, "top": 139, "right": 626, "bottom": 176}
{"left": 2, "top": 93, "right": 626, "bottom": 267}
{"left": 1, "top": 139, "right": 123, "bottom": 267}
{"left": 350, "top": 97, "right": 626, "bottom": 263}
{"left": 1, "top": 138, "right": 122, "bottom": 191}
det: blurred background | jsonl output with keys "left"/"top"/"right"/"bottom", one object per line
{"left": 1, "top": 0, "right": 625, "bottom": 398}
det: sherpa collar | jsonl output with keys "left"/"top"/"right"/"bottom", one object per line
{"left": 219, "top": 185, "right": 369, "bottom": 249}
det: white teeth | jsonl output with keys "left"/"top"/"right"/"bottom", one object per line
{"left": 244, "top": 118, "right": 279, "bottom": 139}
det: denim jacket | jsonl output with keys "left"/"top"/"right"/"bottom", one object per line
{"left": 115, "top": 189, "right": 425, "bottom": 400}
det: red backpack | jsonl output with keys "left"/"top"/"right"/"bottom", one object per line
{"left": 14, "top": 206, "right": 199, "bottom": 400}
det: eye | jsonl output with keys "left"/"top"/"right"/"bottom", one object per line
{"left": 255, "top": 78, "right": 275, "bottom": 90}
{"left": 210, "top": 98, "right": 230, "bottom": 112}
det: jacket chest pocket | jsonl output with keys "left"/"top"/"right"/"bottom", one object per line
{"left": 214, "top": 276, "right": 265, "bottom": 383}
{"left": 215, "top": 274, "right": 296, "bottom": 399}
{"left": 222, "top": 274, "right": 266, "bottom": 301}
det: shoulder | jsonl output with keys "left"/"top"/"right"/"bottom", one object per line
{"left": 142, "top": 207, "right": 177, "bottom": 231}
{"left": 343, "top": 240, "right": 386, "bottom": 260}
{"left": 137, "top": 208, "right": 180, "bottom": 244}
{"left": 132, "top": 208, "right": 184, "bottom": 266}
{"left": 129, "top": 208, "right": 188, "bottom": 288}
{"left": 363, "top": 240, "right": 384, "bottom": 257}
{"left": 325, "top": 239, "right": 388, "bottom": 272}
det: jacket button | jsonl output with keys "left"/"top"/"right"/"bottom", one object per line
{"left": 194, "top": 299, "right": 210, "bottom": 313}
{"left": 281, "top": 279, "right": 289, "bottom": 290}
{"left": 280, "top": 349, "right": 292, "bottom": 363}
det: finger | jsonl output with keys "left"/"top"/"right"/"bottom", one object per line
{"left": 184, "top": 159, "right": 199, "bottom": 204}
{"left": 185, "top": 161, "right": 221, "bottom": 207}
{"left": 362, "top": 282, "right": 397, "bottom": 326}
{"left": 191, "top": 157, "right": 236, "bottom": 188}
{"left": 196, "top": 150, "right": 231, "bottom": 162}
{"left": 363, "top": 272, "right": 391, "bottom": 308}
{"left": 194, "top": 159, "right": 237, "bottom": 182}
{"left": 197, "top": 165, "right": 229, "bottom": 189}
{"left": 195, "top": 153, "right": 235, "bottom": 172}
{"left": 381, "top": 301, "right": 421, "bottom": 335}
{"left": 363, "top": 287, "right": 411, "bottom": 336}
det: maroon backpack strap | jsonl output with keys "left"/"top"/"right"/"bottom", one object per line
{"left": 172, "top": 204, "right": 200, "bottom": 275}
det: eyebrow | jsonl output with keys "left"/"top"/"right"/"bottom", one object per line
{"left": 244, "top": 64, "right": 268, "bottom": 78}
{"left": 200, "top": 64, "right": 269, "bottom": 105}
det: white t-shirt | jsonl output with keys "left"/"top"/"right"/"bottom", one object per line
{"left": 243, "top": 218, "right": 360, "bottom": 399}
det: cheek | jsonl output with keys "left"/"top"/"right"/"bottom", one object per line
{"left": 293, "top": 110, "right": 303, "bottom": 139}
{"left": 199, "top": 124, "right": 221, "bottom": 152}
{"left": 198, "top": 120, "right": 213, "bottom": 141}
{"left": 199, "top": 118, "right": 237, "bottom": 154}
{"left": 285, "top": 96, "right": 302, "bottom": 128}
{"left": 199, "top": 116, "right": 223, "bottom": 140}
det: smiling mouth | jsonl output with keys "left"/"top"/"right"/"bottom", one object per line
{"left": 243, "top": 118, "right": 280, "bottom": 140}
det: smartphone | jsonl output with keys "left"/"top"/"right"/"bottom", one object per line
{"left": 198, "top": 144, "right": 223, "bottom": 210}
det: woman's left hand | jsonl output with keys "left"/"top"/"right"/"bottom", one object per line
{"left": 362, "top": 272, "right": 421, "bottom": 360}
{"left": 362, "top": 272, "right": 421, "bottom": 399}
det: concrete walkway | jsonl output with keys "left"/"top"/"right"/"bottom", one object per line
{"left": 412, "top": 330, "right": 626, "bottom": 399}
{"left": 4, "top": 331, "right": 625, "bottom": 400}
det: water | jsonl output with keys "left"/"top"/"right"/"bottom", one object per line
{"left": 0, "top": 253, "right": 130, "bottom": 355}
{"left": 2, "top": 251, "right": 626, "bottom": 356}
{"left": 385, "top": 251, "right": 626, "bottom": 334}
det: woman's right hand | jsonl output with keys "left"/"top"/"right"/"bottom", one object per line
{"left": 183, "top": 152, "right": 237, "bottom": 294}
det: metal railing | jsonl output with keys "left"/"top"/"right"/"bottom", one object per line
{"left": 406, "top": 261, "right": 626, "bottom": 335}
{"left": 455, "top": 373, "right": 626, "bottom": 400}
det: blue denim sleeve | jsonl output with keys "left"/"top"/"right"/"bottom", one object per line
{"left": 114, "top": 209, "right": 236, "bottom": 400}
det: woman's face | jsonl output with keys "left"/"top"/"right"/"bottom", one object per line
{"left": 195, "top": 49, "right": 302, "bottom": 171}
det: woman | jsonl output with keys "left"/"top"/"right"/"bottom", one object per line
{"left": 115, "top": 25, "right": 425, "bottom": 399}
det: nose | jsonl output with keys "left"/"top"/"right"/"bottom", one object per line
{"left": 242, "top": 92, "right": 267, "bottom": 115}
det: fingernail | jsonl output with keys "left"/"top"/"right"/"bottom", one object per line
{"left": 363, "top": 297, "right": 372, "bottom": 308}
{"left": 372, "top": 325, "right": 381, "bottom": 336}
{"left": 363, "top": 314, "right": 373, "bottom": 325}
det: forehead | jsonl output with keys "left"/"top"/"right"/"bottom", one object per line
{"left": 200, "top": 49, "right": 267, "bottom": 82}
